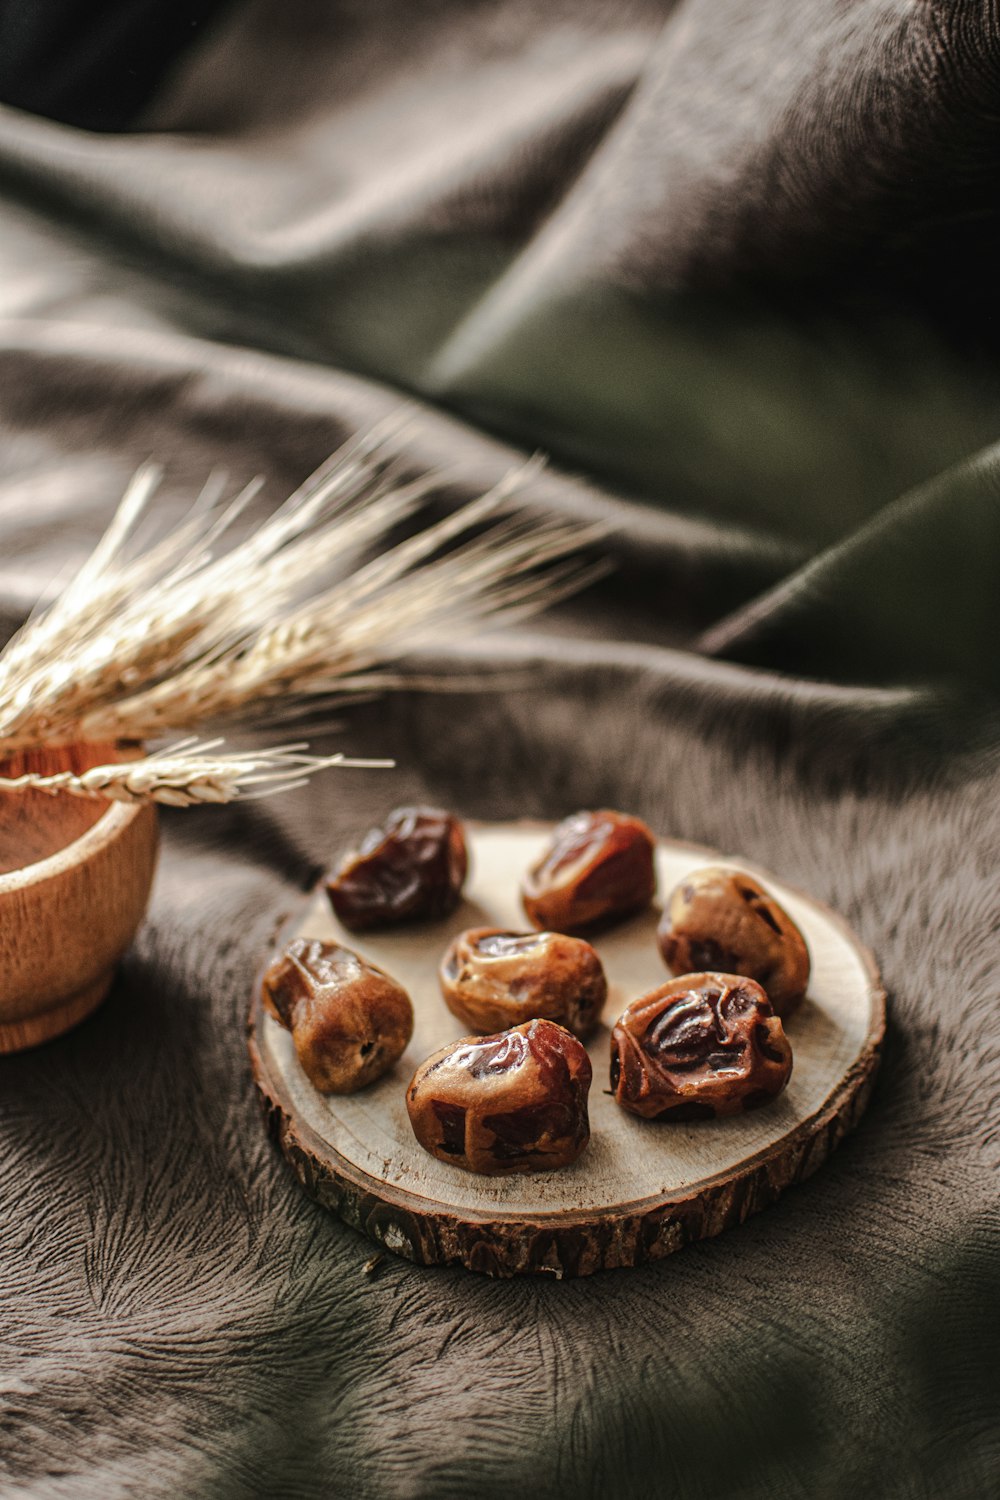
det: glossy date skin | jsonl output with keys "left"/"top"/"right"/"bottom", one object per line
{"left": 325, "top": 806, "right": 468, "bottom": 931}
{"left": 439, "top": 927, "right": 607, "bottom": 1039}
{"left": 610, "top": 973, "right": 792, "bottom": 1120}
{"left": 521, "top": 810, "right": 657, "bottom": 935}
{"left": 406, "top": 1018, "right": 592, "bottom": 1175}
{"left": 657, "top": 867, "right": 810, "bottom": 1017}
{"left": 262, "top": 938, "right": 413, "bottom": 1094}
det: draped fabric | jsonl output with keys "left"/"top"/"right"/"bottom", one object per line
{"left": 0, "top": 4, "right": 997, "bottom": 1496}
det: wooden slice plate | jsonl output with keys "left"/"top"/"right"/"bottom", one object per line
{"left": 248, "top": 823, "right": 885, "bottom": 1278}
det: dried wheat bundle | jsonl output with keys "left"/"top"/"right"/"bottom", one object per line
{"left": 0, "top": 426, "right": 598, "bottom": 804}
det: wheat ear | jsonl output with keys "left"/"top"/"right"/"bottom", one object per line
{"left": 0, "top": 434, "right": 601, "bottom": 754}
{"left": 0, "top": 740, "right": 395, "bottom": 809}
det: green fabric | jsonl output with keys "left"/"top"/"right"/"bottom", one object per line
{"left": 0, "top": 0, "right": 997, "bottom": 692}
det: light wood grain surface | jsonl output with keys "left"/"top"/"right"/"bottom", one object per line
{"left": 250, "top": 823, "right": 885, "bottom": 1275}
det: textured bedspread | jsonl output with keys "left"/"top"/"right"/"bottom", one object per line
{"left": 0, "top": 4, "right": 998, "bottom": 1496}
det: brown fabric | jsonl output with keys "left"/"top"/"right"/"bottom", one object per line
{"left": 0, "top": 3, "right": 999, "bottom": 1496}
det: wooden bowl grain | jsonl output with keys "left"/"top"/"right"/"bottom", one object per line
{"left": 0, "top": 745, "right": 159, "bottom": 1052}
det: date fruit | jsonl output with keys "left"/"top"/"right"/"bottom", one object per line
{"left": 262, "top": 937, "right": 413, "bottom": 1094}
{"left": 521, "top": 810, "right": 657, "bottom": 934}
{"left": 439, "top": 927, "right": 607, "bottom": 1039}
{"left": 326, "top": 805, "right": 468, "bottom": 931}
{"left": 406, "top": 1018, "right": 592, "bottom": 1175}
{"left": 657, "top": 866, "right": 810, "bottom": 1017}
{"left": 610, "top": 972, "right": 792, "bottom": 1120}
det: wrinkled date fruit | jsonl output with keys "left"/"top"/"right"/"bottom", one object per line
{"left": 521, "top": 810, "right": 657, "bottom": 935}
{"left": 657, "top": 866, "right": 810, "bottom": 1017}
{"left": 262, "top": 937, "right": 413, "bottom": 1094}
{"left": 406, "top": 1018, "right": 592, "bottom": 1175}
{"left": 439, "top": 927, "right": 607, "bottom": 1039}
{"left": 325, "top": 806, "right": 468, "bottom": 931}
{"left": 610, "top": 973, "right": 792, "bottom": 1120}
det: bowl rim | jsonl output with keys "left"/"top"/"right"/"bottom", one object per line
{"left": 0, "top": 796, "right": 142, "bottom": 897}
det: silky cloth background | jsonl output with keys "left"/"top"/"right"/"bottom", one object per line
{"left": 0, "top": 3, "right": 998, "bottom": 1497}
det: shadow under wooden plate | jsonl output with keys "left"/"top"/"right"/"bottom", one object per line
{"left": 249, "top": 823, "right": 885, "bottom": 1278}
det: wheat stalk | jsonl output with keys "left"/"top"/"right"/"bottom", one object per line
{"left": 0, "top": 740, "right": 395, "bottom": 809}
{"left": 0, "top": 429, "right": 601, "bottom": 782}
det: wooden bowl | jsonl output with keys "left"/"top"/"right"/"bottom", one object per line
{"left": 0, "top": 744, "right": 159, "bottom": 1052}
